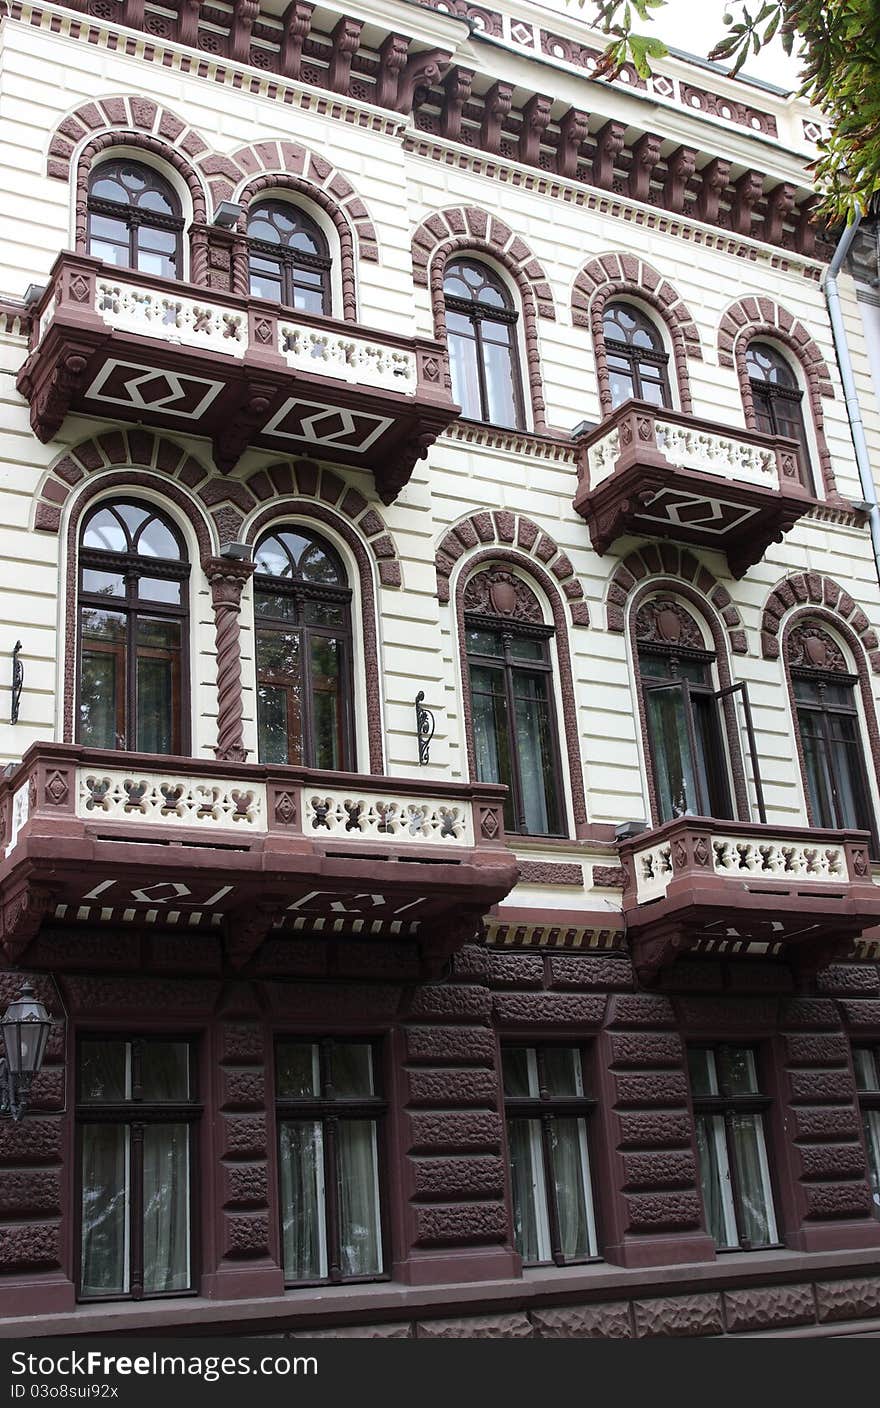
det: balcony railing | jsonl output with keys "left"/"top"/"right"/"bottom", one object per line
{"left": 18, "top": 253, "right": 458, "bottom": 500}
{"left": 618, "top": 815, "right": 880, "bottom": 982}
{"left": 573, "top": 401, "right": 813, "bottom": 577}
{"left": 0, "top": 744, "right": 517, "bottom": 969}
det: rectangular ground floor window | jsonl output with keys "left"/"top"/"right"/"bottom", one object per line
{"left": 853, "top": 1046, "right": 880, "bottom": 1206}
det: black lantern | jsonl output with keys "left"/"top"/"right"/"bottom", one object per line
{"left": 0, "top": 983, "right": 53, "bottom": 1121}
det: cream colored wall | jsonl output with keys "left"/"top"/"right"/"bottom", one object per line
{"left": 1, "top": 9, "right": 879, "bottom": 921}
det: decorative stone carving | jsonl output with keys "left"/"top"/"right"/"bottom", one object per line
{"left": 786, "top": 623, "right": 847, "bottom": 673}
{"left": 202, "top": 555, "right": 257, "bottom": 763}
{"left": 635, "top": 598, "right": 704, "bottom": 649}
{"left": 463, "top": 568, "right": 543, "bottom": 624}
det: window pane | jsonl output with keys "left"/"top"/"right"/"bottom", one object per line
{"left": 140, "top": 1042, "right": 190, "bottom": 1101}
{"left": 255, "top": 591, "right": 298, "bottom": 622}
{"left": 138, "top": 576, "right": 181, "bottom": 605}
{"left": 336, "top": 1120, "right": 382, "bottom": 1277}
{"left": 310, "top": 635, "right": 342, "bottom": 770}
{"left": 80, "top": 609, "right": 126, "bottom": 750}
{"left": 512, "top": 669, "right": 560, "bottom": 834}
{"left": 136, "top": 636, "right": 176, "bottom": 757}
{"left": 508, "top": 636, "right": 544, "bottom": 662}
{"left": 79, "top": 1041, "right": 128, "bottom": 1103}
{"left": 543, "top": 1048, "right": 583, "bottom": 1098}
{"left": 82, "top": 569, "right": 126, "bottom": 597}
{"left": 687, "top": 1048, "right": 717, "bottom": 1098}
{"left": 448, "top": 328, "right": 482, "bottom": 420}
{"left": 330, "top": 1044, "right": 374, "bottom": 1098}
{"left": 854, "top": 1049, "right": 880, "bottom": 1092}
{"left": 465, "top": 628, "right": 503, "bottom": 658}
{"left": 257, "top": 684, "right": 292, "bottom": 765}
{"left": 277, "top": 1043, "right": 319, "bottom": 1098}
{"left": 143, "top": 1123, "right": 190, "bottom": 1293}
{"left": 798, "top": 711, "right": 837, "bottom": 828}
{"left": 730, "top": 1112, "right": 778, "bottom": 1247}
{"left": 469, "top": 663, "right": 513, "bottom": 830}
{"left": 549, "top": 1117, "right": 596, "bottom": 1259}
{"left": 646, "top": 684, "right": 698, "bottom": 820}
{"left": 718, "top": 1046, "right": 759, "bottom": 1097}
{"left": 482, "top": 334, "right": 520, "bottom": 429}
{"left": 502, "top": 1047, "right": 532, "bottom": 1098}
{"left": 80, "top": 1124, "right": 129, "bottom": 1296}
{"left": 279, "top": 1120, "right": 325, "bottom": 1281}
{"left": 507, "top": 1117, "right": 549, "bottom": 1263}
{"left": 863, "top": 1110, "right": 880, "bottom": 1206}
{"left": 257, "top": 628, "right": 301, "bottom": 765}
{"left": 694, "top": 1113, "right": 738, "bottom": 1248}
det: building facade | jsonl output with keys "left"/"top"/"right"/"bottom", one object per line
{"left": 2, "top": 0, "right": 880, "bottom": 1339}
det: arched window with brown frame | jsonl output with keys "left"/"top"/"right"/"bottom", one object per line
{"left": 746, "top": 342, "right": 814, "bottom": 492}
{"left": 786, "top": 621, "right": 876, "bottom": 843}
{"left": 464, "top": 567, "right": 565, "bottom": 836}
{"left": 77, "top": 500, "right": 189, "bottom": 755}
{"left": 443, "top": 259, "right": 526, "bottom": 430}
{"left": 254, "top": 527, "right": 354, "bottom": 770}
{"left": 87, "top": 159, "right": 184, "bottom": 279}
{"left": 603, "top": 301, "right": 672, "bottom": 409}
{"left": 247, "top": 200, "right": 332, "bottom": 315}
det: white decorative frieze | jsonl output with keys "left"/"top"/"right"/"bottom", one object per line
{"left": 712, "top": 835, "right": 848, "bottom": 882}
{"left": 95, "top": 279, "right": 247, "bottom": 358}
{"left": 278, "top": 322, "right": 417, "bottom": 393}
{"left": 586, "top": 426, "right": 620, "bottom": 486}
{"left": 633, "top": 841, "right": 674, "bottom": 902}
{"left": 303, "top": 790, "right": 473, "bottom": 846}
{"left": 77, "top": 769, "right": 267, "bottom": 830}
{"left": 654, "top": 421, "right": 777, "bottom": 487}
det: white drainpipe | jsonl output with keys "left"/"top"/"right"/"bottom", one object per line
{"left": 822, "top": 211, "right": 880, "bottom": 586}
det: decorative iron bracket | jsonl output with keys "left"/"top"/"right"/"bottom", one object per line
{"left": 415, "top": 690, "right": 436, "bottom": 766}
{"left": 10, "top": 641, "right": 22, "bottom": 725}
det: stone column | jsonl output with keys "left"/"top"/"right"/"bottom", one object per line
{"left": 203, "top": 555, "right": 255, "bottom": 764}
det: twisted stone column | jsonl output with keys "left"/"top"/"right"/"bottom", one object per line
{"left": 203, "top": 555, "right": 255, "bottom": 763}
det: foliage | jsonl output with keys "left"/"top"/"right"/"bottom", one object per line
{"left": 585, "top": 1, "right": 880, "bottom": 221}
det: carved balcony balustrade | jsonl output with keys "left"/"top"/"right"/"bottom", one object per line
{"left": 0, "top": 743, "right": 517, "bottom": 972}
{"left": 572, "top": 401, "right": 813, "bottom": 577}
{"left": 618, "top": 816, "right": 880, "bottom": 984}
{"left": 17, "top": 253, "right": 458, "bottom": 502}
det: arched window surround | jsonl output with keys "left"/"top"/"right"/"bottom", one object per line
{"left": 243, "top": 191, "right": 342, "bottom": 320}
{"left": 86, "top": 154, "right": 187, "bottom": 282}
{"left": 601, "top": 297, "right": 676, "bottom": 411}
{"left": 627, "top": 580, "right": 752, "bottom": 827}
{"left": 744, "top": 337, "right": 817, "bottom": 495}
{"left": 443, "top": 255, "right": 529, "bottom": 432}
{"left": 453, "top": 548, "right": 587, "bottom": 839}
{"left": 235, "top": 174, "right": 359, "bottom": 320}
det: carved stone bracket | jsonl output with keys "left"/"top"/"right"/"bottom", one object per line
{"left": 203, "top": 554, "right": 256, "bottom": 764}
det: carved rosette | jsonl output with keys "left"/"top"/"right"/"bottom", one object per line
{"left": 203, "top": 555, "right": 256, "bottom": 763}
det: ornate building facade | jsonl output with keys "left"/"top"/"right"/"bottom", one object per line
{"left": 2, "top": 0, "right": 880, "bottom": 1339}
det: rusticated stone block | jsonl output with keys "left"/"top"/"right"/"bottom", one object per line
{"left": 614, "top": 1072, "right": 689, "bottom": 1107}
{"left": 0, "top": 1222, "right": 61, "bottom": 1269}
{"left": 784, "top": 1033, "right": 849, "bottom": 1067}
{"left": 221, "top": 1162, "right": 269, "bottom": 1209}
{"left": 220, "top": 1023, "right": 263, "bottom": 1062}
{"left": 62, "top": 976, "right": 220, "bottom": 1011}
{"left": 292, "top": 1323, "right": 413, "bottom": 1339}
{"left": 665, "top": 962, "right": 723, "bottom": 992}
{"left": 675, "top": 998, "right": 777, "bottom": 1032}
{"left": 839, "top": 1001, "right": 880, "bottom": 1029}
{"left": 222, "top": 1214, "right": 270, "bottom": 1258}
{"left": 803, "top": 1182, "right": 871, "bottom": 1218}
{"left": 549, "top": 956, "right": 635, "bottom": 991}
{"left": 27, "top": 1067, "right": 64, "bottom": 1111}
{"left": 530, "top": 1302, "right": 633, "bottom": 1338}
{"left": 817, "top": 965, "right": 880, "bottom": 996}
{"left": 617, "top": 1111, "right": 694, "bottom": 1147}
{"left": 622, "top": 1152, "right": 696, "bottom": 1190}
{"left": 406, "top": 1068, "right": 498, "bottom": 1107}
{"left": 221, "top": 1069, "right": 266, "bottom": 1109}
{"left": 789, "top": 1070, "right": 853, "bottom": 1101}
{"left": 411, "top": 1155, "right": 505, "bottom": 1199}
{"left": 723, "top": 1284, "right": 815, "bottom": 1333}
{"left": 799, "top": 1143, "right": 866, "bottom": 1180}
{"left": 607, "top": 994, "right": 674, "bottom": 1027}
{"left": 265, "top": 981, "right": 400, "bottom": 1020}
{"left": 0, "top": 1117, "right": 62, "bottom": 1163}
{"left": 406, "top": 985, "right": 492, "bottom": 1022}
{"left": 488, "top": 952, "right": 544, "bottom": 988}
{"left": 610, "top": 1033, "right": 682, "bottom": 1068}
{"left": 417, "top": 1314, "right": 532, "bottom": 1339}
{"left": 255, "top": 940, "right": 327, "bottom": 977}
{"left": 414, "top": 1200, "right": 507, "bottom": 1245}
{"left": 727, "top": 962, "right": 793, "bottom": 994}
{"left": 634, "top": 1293, "right": 722, "bottom": 1338}
{"left": 408, "top": 1111, "right": 503, "bottom": 1152}
{"left": 450, "top": 945, "right": 489, "bottom": 981}
{"left": 625, "top": 1192, "right": 702, "bottom": 1232}
{"left": 780, "top": 998, "right": 840, "bottom": 1030}
{"left": 335, "top": 941, "right": 420, "bottom": 980}
{"left": 792, "top": 1106, "right": 859, "bottom": 1141}
{"left": 815, "top": 1276, "right": 880, "bottom": 1322}
{"left": 219, "top": 1115, "right": 268, "bottom": 1159}
{"left": 493, "top": 993, "right": 606, "bottom": 1027}
{"left": 0, "top": 1169, "right": 61, "bottom": 1215}
{"left": 404, "top": 1027, "right": 496, "bottom": 1066}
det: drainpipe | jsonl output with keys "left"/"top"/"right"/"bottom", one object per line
{"left": 822, "top": 210, "right": 880, "bottom": 587}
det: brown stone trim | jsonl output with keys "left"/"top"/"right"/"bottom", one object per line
{"left": 572, "top": 253, "right": 701, "bottom": 416}
{"left": 0, "top": 299, "right": 30, "bottom": 338}
{"left": 627, "top": 578, "right": 751, "bottom": 827}
{"left": 516, "top": 861, "right": 583, "bottom": 887}
{"left": 605, "top": 544, "right": 747, "bottom": 655}
{"left": 484, "top": 912, "right": 625, "bottom": 950}
{"left": 202, "top": 555, "right": 256, "bottom": 763}
{"left": 718, "top": 298, "right": 839, "bottom": 499}
{"left": 413, "top": 207, "right": 554, "bottom": 433}
{"left": 436, "top": 511, "right": 588, "bottom": 630}
{"left": 453, "top": 547, "right": 588, "bottom": 837}
{"left": 441, "top": 422, "right": 575, "bottom": 461}
{"left": 245, "top": 500, "right": 385, "bottom": 774}
{"left": 762, "top": 574, "right": 880, "bottom": 676}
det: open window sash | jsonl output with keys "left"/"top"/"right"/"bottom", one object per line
{"left": 645, "top": 677, "right": 765, "bottom": 823}
{"left": 714, "top": 680, "right": 766, "bottom": 824}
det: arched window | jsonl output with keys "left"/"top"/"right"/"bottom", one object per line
{"left": 443, "top": 259, "right": 525, "bottom": 429}
{"left": 746, "top": 342, "right": 814, "bottom": 491}
{"left": 87, "top": 159, "right": 184, "bottom": 279}
{"left": 464, "top": 567, "right": 564, "bottom": 836}
{"left": 247, "top": 200, "right": 331, "bottom": 315}
{"left": 77, "top": 500, "right": 189, "bottom": 754}
{"left": 636, "top": 597, "right": 733, "bottom": 822}
{"left": 787, "top": 621, "right": 876, "bottom": 838}
{"left": 254, "top": 527, "right": 353, "bottom": 769}
{"left": 603, "top": 302, "right": 671, "bottom": 409}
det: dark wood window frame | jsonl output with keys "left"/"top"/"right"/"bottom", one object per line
{"left": 247, "top": 199, "right": 332, "bottom": 315}
{"left": 274, "top": 1036, "right": 389, "bottom": 1288}
{"left": 603, "top": 300, "right": 672, "bottom": 409}
{"left": 639, "top": 642, "right": 737, "bottom": 823}
{"left": 791, "top": 665, "right": 877, "bottom": 848}
{"left": 501, "top": 1042, "right": 600, "bottom": 1267}
{"left": 746, "top": 341, "right": 815, "bottom": 493}
{"left": 688, "top": 1042, "right": 781, "bottom": 1253}
{"left": 87, "top": 158, "right": 185, "bottom": 279}
{"left": 76, "top": 499, "right": 191, "bottom": 756}
{"left": 852, "top": 1044, "right": 880, "bottom": 1209}
{"left": 465, "top": 611, "right": 566, "bottom": 837}
{"left": 443, "top": 257, "right": 527, "bottom": 429}
{"left": 75, "top": 1035, "right": 201, "bottom": 1303}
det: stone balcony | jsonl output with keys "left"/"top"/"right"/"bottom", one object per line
{"left": 0, "top": 744, "right": 518, "bottom": 972}
{"left": 618, "top": 816, "right": 880, "bottom": 983}
{"left": 573, "top": 401, "right": 813, "bottom": 577}
{"left": 17, "top": 253, "right": 458, "bottom": 501}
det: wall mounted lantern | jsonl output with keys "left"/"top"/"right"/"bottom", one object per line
{"left": 0, "top": 983, "right": 54, "bottom": 1121}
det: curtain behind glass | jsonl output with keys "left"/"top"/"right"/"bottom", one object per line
{"left": 694, "top": 1113, "right": 737, "bottom": 1248}
{"left": 507, "top": 1118, "right": 546, "bottom": 1262}
{"left": 143, "top": 1123, "right": 190, "bottom": 1292}
{"left": 81, "top": 1124, "right": 128, "bottom": 1296}
{"left": 279, "top": 1120, "right": 325, "bottom": 1281}
{"left": 549, "top": 1117, "right": 593, "bottom": 1259}
{"left": 336, "top": 1119, "right": 382, "bottom": 1277}
{"left": 646, "top": 685, "right": 697, "bottom": 819}
{"left": 512, "top": 670, "right": 555, "bottom": 834}
{"left": 730, "top": 1112, "right": 777, "bottom": 1246}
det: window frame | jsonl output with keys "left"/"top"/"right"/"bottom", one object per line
{"left": 443, "top": 257, "right": 527, "bottom": 430}
{"left": 274, "top": 1036, "right": 389, "bottom": 1288}
{"left": 501, "top": 1042, "right": 600, "bottom": 1267}
{"left": 852, "top": 1044, "right": 880, "bottom": 1209}
{"left": 246, "top": 199, "right": 332, "bottom": 316}
{"left": 746, "top": 341, "right": 815, "bottom": 493}
{"left": 638, "top": 641, "right": 736, "bottom": 823}
{"left": 602, "top": 300, "right": 672, "bottom": 410}
{"left": 87, "top": 158, "right": 185, "bottom": 280}
{"left": 74, "top": 1034, "right": 201, "bottom": 1304}
{"left": 687, "top": 1042, "right": 781, "bottom": 1253}
{"left": 791, "top": 664, "right": 877, "bottom": 848}
{"left": 75, "top": 499, "right": 191, "bottom": 756}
